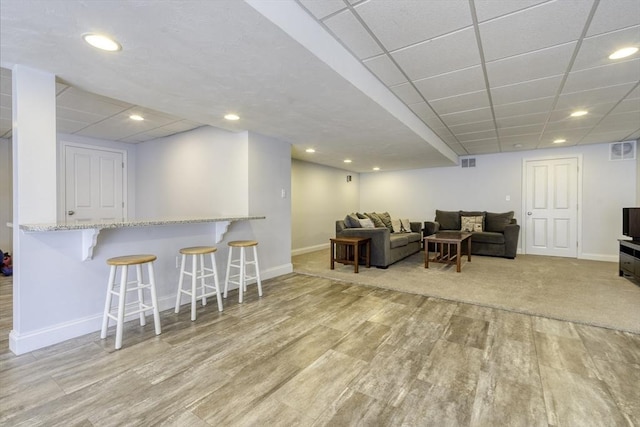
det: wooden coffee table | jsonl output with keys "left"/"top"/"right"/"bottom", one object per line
{"left": 330, "top": 236, "right": 371, "bottom": 273}
{"left": 424, "top": 232, "right": 472, "bottom": 272}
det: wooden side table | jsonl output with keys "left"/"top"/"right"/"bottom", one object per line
{"left": 424, "top": 232, "right": 472, "bottom": 273}
{"left": 330, "top": 237, "right": 371, "bottom": 273}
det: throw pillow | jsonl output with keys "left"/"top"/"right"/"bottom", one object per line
{"left": 359, "top": 217, "right": 375, "bottom": 228}
{"left": 391, "top": 219, "right": 403, "bottom": 233}
{"left": 365, "top": 212, "right": 386, "bottom": 228}
{"left": 356, "top": 212, "right": 367, "bottom": 219}
{"left": 400, "top": 218, "right": 412, "bottom": 232}
{"left": 485, "top": 211, "right": 514, "bottom": 232}
{"left": 378, "top": 211, "right": 394, "bottom": 232}
{"left": 344, "top": 214, "right": 360, "bottom": 228}
{"left": 461, "top": 215, "right": 483, "bottom": 232}
{"left": 460, "top": 211, "right": 485, "bottom": 230}
{"left": 435, "top": 210, "right": 460, "bottom": 230}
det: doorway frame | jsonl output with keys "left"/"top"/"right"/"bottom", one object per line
{"left": 520, "top": 154, "right": 583, "bottom": 258}
{"left": 58, "top": 140, "right": 129, "bottom": 222}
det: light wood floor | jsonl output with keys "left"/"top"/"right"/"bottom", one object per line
{"left": 1, "top": 272, "right": 639, "bottom": 426}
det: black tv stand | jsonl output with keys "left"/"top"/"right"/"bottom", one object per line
{"left": 619, "top": 239, "right": 640, "bottom": 284}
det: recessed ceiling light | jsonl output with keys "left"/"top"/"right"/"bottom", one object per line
{"left": 224, "top": 114, "right": 240, "bottom": 121}
{"left": 305, "top": 148, "right": 315, "bottom": 153}
{"left": 553, "top": 139, "right": 566, "bottom": 144}
{"left": 609, "top": 47, "right": 638, "bottom": 60}
{"left": 82, "top": 33, "right": 121, "bottom": 52}
{"left": 570, "top": 110, "right": 588, "bottom": 117}
{"left": 129, "top": 114, "right": 144, "bottom": 121}
{"left": 373, "top": 167, "right": 380, "bottom": 171}
{"left": 343, "top": 159, "right": 352, "bottom": 163}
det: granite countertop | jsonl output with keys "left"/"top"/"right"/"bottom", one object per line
{"left": 19, "top": 216, "right": 266, "bottom": 232}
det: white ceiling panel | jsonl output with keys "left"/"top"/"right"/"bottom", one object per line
{"left": 609, "top": 97, "right": 640, "bottom": 114}
{"left": 479, "top": 0, "right": 593, "bottom": 61}
{"left": 493, "top": 97, "right": 556, "bottom": 119}
{"left": 430, "top": 90, "right": 490, "bottom": 115}
{"left": 457, "top": 129, "right": 498, "bottom": 142}
{"left": 572, "top": 26, "right": 640, "bottom": 71}
{"left": 362, "top": 54, "right": 407, "bottom": 86}
{"left": 563, "top": 60, "right": 640, "bottom": 93}
{"left": 413, "top": 66, "right": 486, "bottom": 100}
{"left": 491, "top": 75, "right": 563, "bottom": 105}
{"left": 324, "top": 9, "right": 383, "bottom": 59}
{"left": 498, "top": 123, "right": 546, "bottom": 137}
{"left": 473, "top": 0, "right": 550, "bottom": 23}
{"left": 354, "top": 0, "right": 472, "bottom": 51}
{"left": 580, "top": 130, "right": 636, "bottom": 144}
{"left": 408, "top": 102, "right": 438, "bottom": 121}
{"left": 449, "top": 119, "right": 496, "bottom": 135}
{"left": 556, "top": 82, "right": 637, "bottom": 109}
{"left": 466, "top": 143, "right": 502, "bottom": 155}
{"left": 390, "top": 83, "right": 423, "bottom": 105}
{"left": 586, "top": 0, "right": 640, "bottom": 37}
{"left": 486, "top": 42, "right": 577, "bottom": 87}
{"left": 440, "top": 107, "right": 494, "bottom": 127}
{"left": 298, "top": 0, "right": 346, "bottom": 20}
{"left": 392, "top": 27, "right": 481, "bottom": 81}
{"left": 496, "top": 112, "right": 549, "bottom": 128}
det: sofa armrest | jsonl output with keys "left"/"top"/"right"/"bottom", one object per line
{"left": 336, "top": 227, "right": 390, "bottom": 266}
{"left": 503, "top": 223, "right": 520, "bottom": 258}
{"left": 423, "top": 221, "right": 440, "bottom": 236}
{"left": 410, "top": 222, "right": 422, "bottom": 233}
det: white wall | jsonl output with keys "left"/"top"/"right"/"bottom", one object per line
{"left": 136, "top": 126, "right": 248, "bottom": 218}
{"left": 360, "top": 143, "right": 635, "bottom": 260}
{"left": 291, "top": 159, "right": 359, "bottom": 254}
{"left": 0, "top": 138, "right": 11, "bottom": 252}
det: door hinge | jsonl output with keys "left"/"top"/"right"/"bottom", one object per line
{"left": 122, "top": 202, "right": 124, "bottom": 208}
{"left": 122, "top": 162, "right": 124, "bottom": 168}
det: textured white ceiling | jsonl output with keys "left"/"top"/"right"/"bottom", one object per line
{"left": 1, "top": 0, "right": 639, "bottom": 173}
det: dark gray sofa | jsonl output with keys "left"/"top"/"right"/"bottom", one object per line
{"left": 424, "top": 210, "right": 520, "bottom": 259}
{"left": 335, "top": 220, "right": 422, "bottom": 268}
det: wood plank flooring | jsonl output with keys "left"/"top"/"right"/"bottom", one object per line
{"left": 0, "top": 273, "right": 639, "bottom": 426}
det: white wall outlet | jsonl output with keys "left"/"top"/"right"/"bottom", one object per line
{"left": 281, "top": 188, "right": 286, "bottom": 198}
{"left": 505, "top": 195, "right": 511, "bottom": 201}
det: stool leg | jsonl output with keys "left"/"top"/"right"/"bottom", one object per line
{"left": 190, "top": 254, "right": 197, "bottom": 321}
{"left": 175, "top": 254, "right": 186, "bottom": 313}
{"left": 115, "top": 265, "right": 128, "bottom": 350}
{"left": 253, "top": 246, "right": 263, "bottom": 297}
{"left": 148, "top": 262, "right": 162, "bottom": 335}
{"left": 224, "top": 248, "right": 232, "bottom": 299}
{"left": 101, "top": 265, "right": 117, "bottom": 339}
{"left": 239, "top": 247, "right": 245, "bottom": 303}
{"left": 199, "top": 254, "right": 207, "bottom": 306}
{"left": 136, "top": 264, "right": 146, "bottom": 326}
{"left": 211, "top": 252, "right": 223, "bottom": 311}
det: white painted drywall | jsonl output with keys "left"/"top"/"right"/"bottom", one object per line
{"left": 291, "top": 159, "right": 359, "bottom": 255}
{"left": 0, "top": 138, "right": 11, "bottom": 252}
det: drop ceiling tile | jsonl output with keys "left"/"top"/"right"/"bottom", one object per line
{"left": 593, "top": 110, "right": 640, "bottom": 128}
{"left": 440, "top": 107, "right": 493, "bottom": 126}
{"left": 457, "top": 130, "right": 497, "bottom": 142}
{"left": 408, "top": 101, "right": 438, "bottom": 121}
{"left": 57, "top": 117, "right": 91, "bottom": 134}
{"left": 556, "top": 82, "right": 637, "bottom": 109}
{"left": 479, "top": 0, "right": 592, "bottom": 61}
{"left": 465, "top": 143, "right": 501, "bottom": 155}
{"left": 498, "top": 123, "right": 545, "bottom": 137}
{"left": 430, "top": 90, "right": 490, "bottom": 115}
{"left": 486, "top": 42, "right": 577, "bottom": 87}
{"left": 572, "top": 26, "right": 640, "bottom": 71}
{"left": 449, "top": 119, "right": 496, "bottom": 134}
{"left": 493, "top": 97, "right": 555, "bottom": 119}
{"left": 547, "top": 102, "right": 617, "bottom": 122}
{"left": 586, "top": 0, "right": 640, "bottom": 37}
{"left": 299, "top": 0, "right": 347, "bottom": 20}
{"left": 424, "top": 116, "right": 449, "bottom": 132}
{"left": 626, "top": 85, "right": 640, "bottom": 99}
{"left": 540, "top": 127, "right": 591, "bottom": 144}
{"left": 56, "top": 87, "right": 132, "bottom": 117}
{"left": 579, "top": 130, "right": 635, "bottom": 144}
{"left": 413, "top": 65, "right": 486, "bottom": 100}
{"left": 495, "top": 111, "right": 548, "bottom": 128}
{"left": 609, "top": 97, "right": 640, "bottom": 114}
{"left": 625, "top": 129, "right": 640, "bottom": 140}
{"left": 324, "top": 9, "right": 384, "bottom": 59}
{"left": 563, "top": 60, "right": 640, "bottom": 94}
{"left": 57, "top": 105, "right": 112, "bottom": 124}
{"left": 391, "top": 83, "right": 423, "bottom": 104}
{"left": 363, "top": 54, "right": 407, "bottom": 86}
{"left": 120, "top": 133, "right": 157, "bottom": 143}
{"left": 392, "top": 27, "right": 481, "bottom": 81}
{"left": 491, "top": 75, "right": 563, "bottom": 106}
{"left": 502, "top": 141, "right": 540, "bottom": 152}
{"left": 354, "top": 0, "right": 472, "bottom": 51}
{"left": 474, "top": 0, "right": 549, "bottom": 23}
{"left": 500, "top": 134, "right": 541, "bottom": 146}
{"left": 544, "top": 118, "right": 598, "bottom": 133}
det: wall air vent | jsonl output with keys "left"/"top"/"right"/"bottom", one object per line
{"left": 461, "top": 158, "right": 476, "bottom": 168}
{"left": 609, "top": 140, "right": 636, "bottom": 161}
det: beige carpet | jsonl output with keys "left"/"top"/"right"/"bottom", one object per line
{"left": 293, "top": 249, "right": 640, "bottom": 334}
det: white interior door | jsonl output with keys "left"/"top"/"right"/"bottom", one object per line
{"left": 65, "top": 146, "right": 124, "bottom": 224}
{"left": 524, "top": 157, "right": 578, "bottom": 257}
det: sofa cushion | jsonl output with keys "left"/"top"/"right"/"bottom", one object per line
{"left": 391, "top": 219, "right": 403, "bottom": 233}
{"left": 460, "top": 211, "right": 485, "bottom": 229}
{"left": 378, "top": 211, "right": 394, "bottom": 232}
{"left": 435, "top": 210, "right": 460, "bottom": 230}
{"left": 359, "top": 217, "right": 375, "bottom": 228}
{"left": 472, "top": 231, "right": 505, "bottom": 244}
{"left": 406, "top": 232, "right": 421, "bottom": 243}
{"left": 365, "top": 212, "right": 386, "bottom": 228}
{"left": 344, "top": 214, "right": 360, "bottom": 228}
{"left": 485, "top": 211, "right": 514, "bottom": 232}
{"left": 461, "top": 215, "right": 484, "bottom": 232}
{"left": 389, "top": 234, "right": 409, "bottom": 248}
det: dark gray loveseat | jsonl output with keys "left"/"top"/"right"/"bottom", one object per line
{"left": 424, "top": 210, "right": 520, "bottom": 259}
{"left": 336, "top": 220, "right": 422, "bottom": 268}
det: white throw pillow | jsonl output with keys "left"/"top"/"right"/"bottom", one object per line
{"left": 359, "top": 218, "right": 375, "bottom": 228}
{"left": 400, "top": 219, "right": 411, "bottom": 232}
{"left": 391, "top": 219, "right": 403, "bottom": 233}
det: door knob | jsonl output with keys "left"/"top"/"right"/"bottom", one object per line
{"left": 527, "top": 211, "right": 532, "bottom": 215}
{"left": 68, "top": 210, "right": 75, "bottom": 216}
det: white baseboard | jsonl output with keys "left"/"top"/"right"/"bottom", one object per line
{"left": 579, "top": 253, "right": 618, "bottom": 263}
{"left": 292, "top": 243, "right": 329, "bottom": 256}
{"left": 9, "top": 262, "right": 294, "bottom": 355}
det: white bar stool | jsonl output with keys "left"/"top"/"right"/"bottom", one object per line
{"left": 174, "top": 246, "right": 223, "bottom": 321}
{"left": 101, "top": 254, "right": 161, "bottom": 350}
{"left": 224, "top": 240, "right": 262, "bottom": 303}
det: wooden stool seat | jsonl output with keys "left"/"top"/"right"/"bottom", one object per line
{"left": 175, "top": 245, "right": 222, "bottom": 320}
{"left": 101, "top": 254, "right": 161, "bottom": 350}
{"left": 224, "top": 240, "right": 262, "bottom": 303}
{"left": 179, "top": 246, "right": 217, "bottom": 255}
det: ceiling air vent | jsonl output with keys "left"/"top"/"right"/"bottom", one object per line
{"left": 609, "top": 141, "right": 636, "bottom": 161}
{"left": 461, "top": 158, "right": 476, "bottom": 168}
